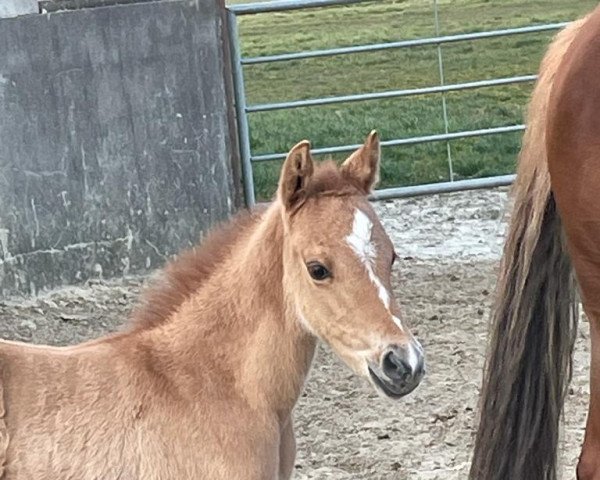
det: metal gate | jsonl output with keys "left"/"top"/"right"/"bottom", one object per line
{"left": 225, "top": 0, "right": 570, "bottom": 207}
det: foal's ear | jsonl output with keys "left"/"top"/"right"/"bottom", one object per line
{"left": 341, "top": 130, "right": 380, "bottom": 193}
{"left": 278, "top": 140, "right": 314, "bottom": 212}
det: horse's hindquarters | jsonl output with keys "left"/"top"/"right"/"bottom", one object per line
{"left": 547, "top": 5, "right": 600, "bottom": 319}
{"left": 545, "top": 7, "right": 600, "bottom": 480}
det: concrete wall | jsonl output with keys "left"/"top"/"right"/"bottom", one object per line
{"left": 0, "top": 0, "right": 243, "bottom": 296}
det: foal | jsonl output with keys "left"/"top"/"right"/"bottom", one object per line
{"left": 0, "top": 131, "right": 424, "bottom": 479}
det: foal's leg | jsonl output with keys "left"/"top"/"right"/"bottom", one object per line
{"left": 279, "top": 418, "right": 296, "bottom": 480}
{"left": 578, "top": 313, "right": 600, "bottom": 480}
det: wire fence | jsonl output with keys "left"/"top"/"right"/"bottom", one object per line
{"left": 226, "top": 0, "right": 568, "bottom": 207}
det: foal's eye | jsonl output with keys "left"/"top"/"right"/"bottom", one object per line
{"left": 306, "top": 262, "right": 331, "bottom": 281}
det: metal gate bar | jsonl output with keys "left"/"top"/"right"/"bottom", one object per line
{"left": 252, "top": 125, "right": 527, "bottom": 162}
{"left": 241, "top": 23, "right": 569, "bottom": 64}
{"left": 246, "top": 75, "right": 538, "bottom": 113}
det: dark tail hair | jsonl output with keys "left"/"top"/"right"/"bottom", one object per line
{"left": 469, "top": 19, "right": 584, "bottom": 480}
{"left": 469, "top": 191, "right": 577, "bottom": 480}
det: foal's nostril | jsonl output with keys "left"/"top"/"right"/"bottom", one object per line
{"left": 382, "top": 349, "right": 411, "bottom": 381}
{"left": 372, "top": 344, "right": 425, "bottom": 397}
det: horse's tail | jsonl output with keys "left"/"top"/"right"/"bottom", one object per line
{"left": 468, "top": 19, "right": 586, "bottom": 480}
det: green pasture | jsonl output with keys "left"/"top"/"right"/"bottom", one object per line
{"left": 228, "top": 0, "right": 597, "bottom": 200}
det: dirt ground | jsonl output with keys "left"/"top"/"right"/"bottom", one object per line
{"left": 0, "top": 187, "right": 590, "bottom": 479}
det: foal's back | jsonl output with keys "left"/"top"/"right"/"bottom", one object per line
{"left": 0, "top": 336, "right": 202, "bottom": 479}
{"left": 0, "top": 331, "right": 278, "bottom": 479}
{"left": 0, "top": 337, "right": 148, "bottom": 478}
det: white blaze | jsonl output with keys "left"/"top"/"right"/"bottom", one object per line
{"left": 346, "top": 209, "right": 391, "bottom": 310}
{"left": 346, "top": 209, "right": 423, "bottom": 370}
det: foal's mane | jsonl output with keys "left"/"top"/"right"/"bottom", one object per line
{"left": 129, "top": 209, "right": 261, "bottom": 331}
{"left": 129, "top": 161, "right": 362, "bottom": 331}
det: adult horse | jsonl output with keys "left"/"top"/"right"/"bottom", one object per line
{"left": 0, "top": 131, "right": 425, "bottom": 479}
{"left": 470, "top": 5, "right": 600, "bottom": 480}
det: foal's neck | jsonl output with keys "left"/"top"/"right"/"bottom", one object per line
{"left": 144, "top": 205, "right": 316, "bottom": 419}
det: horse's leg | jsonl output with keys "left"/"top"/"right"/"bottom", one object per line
{"left": 550, "top": 160, "right": 600, "bottom": 480}
{"left": 578, "top": 314, "right": 600, "bottom": 480}
{"left": 552, "top": 184, "right": 600, "bottom": 480}
{"left": 278, "top": 418, "right": 296, "bottom": 480}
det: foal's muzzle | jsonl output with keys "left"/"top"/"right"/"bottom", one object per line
{"left": 369, "top": 343, "right": 425, "bottom": 398}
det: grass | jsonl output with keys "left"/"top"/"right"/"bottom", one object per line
{"left": 229, "top": 0, "right": 597, "bottom": 200}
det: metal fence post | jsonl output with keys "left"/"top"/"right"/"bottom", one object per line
{"left": 227, "top": 9, "right": 256, "bottom": 208}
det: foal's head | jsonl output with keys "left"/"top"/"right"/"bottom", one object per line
{"left": 277, "top": 131, "right": 425, "bottom": 399}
